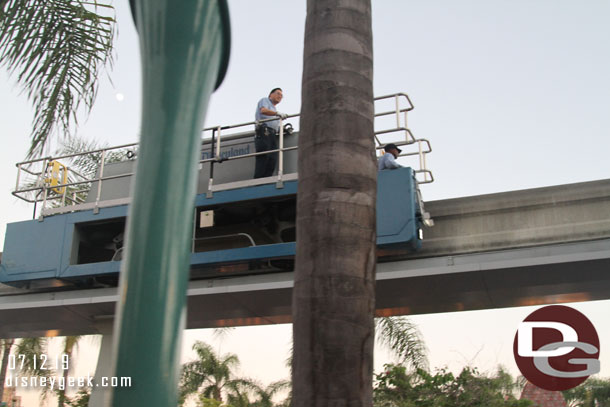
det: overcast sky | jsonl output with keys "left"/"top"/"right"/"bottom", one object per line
{"left": 1, "top": 1, "right": 609, "bottom": 405}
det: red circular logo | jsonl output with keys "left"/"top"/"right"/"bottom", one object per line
{"left": 513, "top": 305, "right": 600, "bottom": 391}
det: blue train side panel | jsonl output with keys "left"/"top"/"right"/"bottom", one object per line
{"left": 377, "top": 167, "right": 422, "bottom": 251}
{"left": 2, "top": 215, "right": 68, "bottom": 281}
{"left": 1, "top": 206, "right": 128, "bottom": 286}
{"left": 0, "top": 168, "right": 421, "bottom": 286}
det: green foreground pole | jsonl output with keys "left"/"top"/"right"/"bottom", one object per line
{"left": 109, "top": 1, "right": 230, "bottom": 406}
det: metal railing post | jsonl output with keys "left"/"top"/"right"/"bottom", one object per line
{"left": 418, "top": 141, "right": 424, "bottom": 177}
{"left": 277, "top": 118, "right": 284, "bottom": 187}
{"left": 403, "top": 98, "right": 409, "bottom": 142}
{"left": 61, "top": 180, "right": 67, "bottom": 207}
{"left": 215, "top": 125, "right": 222, "bottom": 160}
{"left": 36, "top": 158, "right": 49, "bottom": 220}
{"left": 39, "top": 185, "right": 48, "bottom": 221}
{"left": 94, "top": 149, "right": 107, "bottom": 213}
{"left": 207, "top": 127, "right": 218, "bottom": 198}
{"left": 38, "top": 158, "right": 48, "bottom": 189}
{"left": 395, "top": 94, "right": 400, "bottom": 128}
{"left": 15, "top": 164, "right": 21, "bottom": 193}
{"left": 422, "top": 150, "right": 430, "bottom": 183}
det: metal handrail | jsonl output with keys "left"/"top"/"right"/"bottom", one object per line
{"left": 15, "top": 142, "right": 139, "bottom": 166}
{"left": 202, "top": 113, "right": 299, "bottom": 133}
{"left": 193, "top": 232, "right": 256, "bottom": 247}
{"left": 12, "top": 92, "right": 434, "bottom": 216}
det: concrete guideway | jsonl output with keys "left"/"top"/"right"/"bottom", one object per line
{"left": 0, "top": 178, "right": 609, "bottom": 338}
{"left": 416, "top": 178, "right": 610, "bottom": 257}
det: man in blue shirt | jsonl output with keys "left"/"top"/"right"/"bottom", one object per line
{"left": 254, "top": 88, "right": 288, "bottom": 178}
{"left": 378, "top": 143, "right": 403, "bottom": 170}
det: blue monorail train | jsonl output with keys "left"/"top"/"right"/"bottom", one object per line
{"left": 1, "top": 96, "right": 432, "bottom": 289}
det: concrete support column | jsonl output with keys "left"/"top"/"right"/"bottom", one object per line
{"left": 88, "top": 319, "right": 114, "bottom": 407}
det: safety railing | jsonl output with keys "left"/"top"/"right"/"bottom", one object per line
{"left": 200, "top": 113, "right": 300, "bottom": 194}
{"left": 373, "top": 93, "right": 433, "bottom": 184}
{"left": 12, "top": 143, "right": 138, "bottom": 217}
{"left": 12, "top": 92, "right": 433, "bottom": 218}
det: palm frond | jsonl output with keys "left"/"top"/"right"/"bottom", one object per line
{"left": 14, "top": 337, "right": 50, "bottom": 376}
{"left": 179, "top": 341, "right": 243, "bottom": 406}
{"left": 224, "top": 378, "right": 257, "bottom": 405}
{"left": 53, "top": 134, "right": 130, "bottom": 178}
{"left": 375, "top": 316, "right": 429, "bottom": 371}
{"left": 14, "top": 337, "right": 54, "bottom": 402}
{"left": 212, "top": 327, "right": 235, "bottom": 343}
{"left": 0, "top": 0, "right": 115, "bottom": 158}
{"left": 264, "top": 379, "right": 291, "bottom": 396}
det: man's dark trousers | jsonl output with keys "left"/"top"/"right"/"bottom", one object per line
{"left": 254, "top": 125, "right": 278, "bottom": 178}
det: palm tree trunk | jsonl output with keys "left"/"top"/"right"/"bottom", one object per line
{"left": 293, "top": 1, "right": 376, "bottom": 406}
{"left": 214, "top": 386, "right": 222, "bottom": 403}
{"left": 57, "top": 336, "right": 80, "bottom": 407}
{"left": 57, "top": 355, "right": 70, "bottom": 407}
{"left": 0, "top": 339, "right": 15, "bottom": 402}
